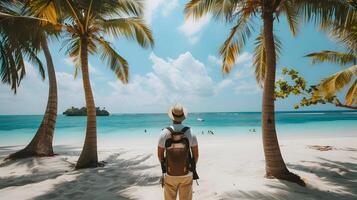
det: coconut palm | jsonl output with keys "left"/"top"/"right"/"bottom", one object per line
{"left": 31, "top": 0, "right": 154, "bottom": 168}
{"left": 305, "top": 4, "right": 357, "bottom": 108}
{"left": 0, "top": 0, "right": 44, "bottom": 93}
{"left": 185, "top": 0, "right": 352, "bottom": 184}
{"left": 1, "top": 1, "right": 59, "bottom": 159}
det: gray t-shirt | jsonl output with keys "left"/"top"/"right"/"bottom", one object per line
{"left": 158, "top": 124, "right": 198, "bottom": 148}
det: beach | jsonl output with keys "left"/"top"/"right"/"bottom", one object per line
{"left": 1, "top": 131, "right": 357, "bottom": 200}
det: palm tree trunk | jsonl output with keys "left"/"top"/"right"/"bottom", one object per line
{"left": 262, "top": 8, "right": 304, "bottom": 186}
{"left": 6, "top": 38, "right": 57, "bottom": 160}
{"left": 75, "top": 36, "right": 98, "bottom": 169}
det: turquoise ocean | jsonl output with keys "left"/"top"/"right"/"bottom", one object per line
{"left": 0, "top": 111, "right": 356, "bottom": 146}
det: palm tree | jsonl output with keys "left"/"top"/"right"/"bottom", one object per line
{"left": 305, "top": 4, "right": 357, "bottom": 108}
{"left": 1, "top": 1, "right": 59, "bottom": 159}
{"left": 0, "top": 0, "right": 43, "bottom": 93}
{"left": 32, "top": 0, "right": 154, "bottom": 168}
{"left": 185, "top": 0, "right": 351, "bottom": 184}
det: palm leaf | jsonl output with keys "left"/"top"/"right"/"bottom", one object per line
{"left": 319, "top": 65, "right": 357, "bottom": 97}
{"left": 185, "top": 0, "right": 242, "bottom": 22}
{"left": 278, "top": 0, "right": 300, "bottom": 36}
{"left": 185, "top": 0, "right": 216, "bottom": 19}
{"left": 98, "top": 17, "right": 154, "bottom": 48}
{"left": 94, "top": 37, "right": 129, "bottom": 83}
{"left": 305, "top": 51, "right": 357, "bottom": 66}
{"left": 253, "top": 30, "right": 282, "bottom": 87}
{"left": 219, "top": 14, "right": 254, "bottom": 74}
{"left": 295, "top": 0, "right": 352, "bottom": 30}
{"left": 345, "top": 79, "right": 357, "bottom": 105}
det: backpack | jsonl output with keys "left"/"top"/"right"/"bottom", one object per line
{"left": 164, "top": 126, "right": 191, "bottom": 176}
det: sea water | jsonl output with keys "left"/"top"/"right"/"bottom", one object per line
{"left": 0, "top": 111, "right": 356, "bottom": 145}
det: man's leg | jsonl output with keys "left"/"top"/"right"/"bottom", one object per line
{"left": 178, "top": 176, "right": 193, "bottom": 200}
{"left": 164, "top": 175, "right": 179, "bottom": 200}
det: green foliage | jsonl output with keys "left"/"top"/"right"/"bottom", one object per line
{"left": 0, "top": 1, "right": 43, "bottom": 93}
{"left": 275, "top": 68, "right": 357, "bottom": 109}
{"left": 63, "top": 106, "right": 110, "bottom": 116}
{"left": 28, "top": 0, "right": 154, "bottom": 84}
{"left": 274, "top": 68, "right": 306, "bottom": 99}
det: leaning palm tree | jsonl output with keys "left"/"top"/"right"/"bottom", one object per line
{"left": 1, "top": 1, "right": 59, "bottom": 159}
{"left": 305, "top": 4, "right": 357, "bottom": 108}
{"left": 185, "top": 0, "right": 351, "bottom": 184}
{"left": 32, "top": 0, "right": 154, "bottom": 168}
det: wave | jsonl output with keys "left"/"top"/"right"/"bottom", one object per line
{"left": 341, "top": 112, "right": 357, "bottom": 115}
{"left": 285, "top": 112, "right": 326, "bottom": 115}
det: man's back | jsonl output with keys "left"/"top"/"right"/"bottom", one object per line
{"left": 157, "top": 104, "right": 199, "bottom": 200}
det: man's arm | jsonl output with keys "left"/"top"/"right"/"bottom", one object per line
{"left": 191, "top": 145, "right": 199, "bottom": 164}
{"left": 157, "top": 146, "right": 165, "bottom": 162}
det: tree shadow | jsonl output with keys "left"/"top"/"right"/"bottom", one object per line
{"left": 0, "top": 156, "right": 70, "bottom": 189}
{"left": 31, "top": 152, "right": 159, "bottom": 200}
{"left": 0, "top": 145, "right": 23, "bottom": 157}
{"left": 220, "top": 158, "right": 357, "bottom": 200}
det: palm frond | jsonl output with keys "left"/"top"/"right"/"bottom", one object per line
{"left": 346, "top": 79, "right": 357, "bottom": 105}
{"left": 185, "top": 0, "right": 216, "bottom": 19}
{"left": 305, "top": 50, "right": 357, "bottom": 66}
{"left": 98, "top": 17, "right": 154, "bottom": 48}
{"left": 295, "top": 0, "right": 352, "bottom": 30}
{"left": 185, "top": 0, "right": 243, "bottom": 22}
{"left": 253, "top": 29, "right": 282, "bottom": 87}
{"left": 278, "top": 0, "right": 300, "bottom": 36}
{"left": 253, "top": 32, "right": 266, "bottom": 87}
{"left": 94, "top": 37, "right": 129, "bottom": 83}
{"left": 319, "top": 65, "right": 357, "bottom": 98}
{"left": 219, "top": 14, "right": 254, "bottom": 74}
{"left": 115, "top": 0, "right": 144, "bottom": 16}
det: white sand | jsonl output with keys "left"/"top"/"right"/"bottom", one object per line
{"left": 0, "top": 134, "right": 357, "bottom": 200}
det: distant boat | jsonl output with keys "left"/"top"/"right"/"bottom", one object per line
{"left": 197, "top": 118, "right": 205, "bottom": 122}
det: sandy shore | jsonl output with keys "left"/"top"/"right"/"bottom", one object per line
{"left": 0, "top": 134, "right": 357, "bottom": 200}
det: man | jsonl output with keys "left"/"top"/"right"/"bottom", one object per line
{"left": 158, "top": 104, "right": 199, "bottom": 200}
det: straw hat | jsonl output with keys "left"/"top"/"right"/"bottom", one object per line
{"left": 168, "top": 103, "right": 187, "bottom": 122}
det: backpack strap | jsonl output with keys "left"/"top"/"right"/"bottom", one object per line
{"left": 166, "top": 126, "right": 189, "bottom": 135}
{"left": 166, "top": 127, "right": 175, "bottom": 135}
{"left": 181, "top": 126, "right": 189, "bottom": 133}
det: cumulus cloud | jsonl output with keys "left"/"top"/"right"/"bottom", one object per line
{"left": 144, "top": 0, "right": 179, "bottom": 24}
{"left": 0, "top": 52, "right": 261, "bottom": 114}
{"left": 207, "top": 52, "right": 260, "bottom": 95}
{"left": 178, "top": 15, "right": 211, "bottom": 44}
{"left": 99, "top": 52, "right": 233, "bottom": 113}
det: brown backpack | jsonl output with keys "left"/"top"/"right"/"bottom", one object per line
{"left": 164, "top": 127, "right": 190, "bottom": 176}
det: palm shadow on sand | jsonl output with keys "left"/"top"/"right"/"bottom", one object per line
{"left": 220, "top": 157, "right": 357, "bottom": 200}
{"left": 0, "top": 145, "right": 160, "bottom": 200}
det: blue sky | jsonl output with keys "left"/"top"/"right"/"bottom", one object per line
{"left": 0, "top": 0, "right": 349, "bottom": 114}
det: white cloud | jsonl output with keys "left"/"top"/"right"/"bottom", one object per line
{"left": 162, "top": 0, "right": 179, "bottom": 17}
{"left": 144, "top": 0, "right": 178, "bottom": 24}
{"left": 99, "top": 52, "right": 234, "bottom": 113}
{"left": 208, "top": 52, "right": 254, "bottom": 79}
{"left": 235, "top": 52, "right": 253, "bottom": 65}
{"left": 0, "top": 63, "right": 86, "bottom": 115}
{"left": 207, "top": 52, "right": 260, "bottom": 95}
{"left": 208, "top": 54, "right": 222, "bottom": 66}
{"left": 178, "top": 15, "right": 211, "bottom": 44}
{"left": 0, "top": 52, "right": 262, "bottom": 114}
{"left": 235, "top": 80, "right": 260, "bottom": 94}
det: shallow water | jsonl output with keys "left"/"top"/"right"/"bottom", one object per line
{"left": 0, "top": 111, "right": 356, "bottom": 145}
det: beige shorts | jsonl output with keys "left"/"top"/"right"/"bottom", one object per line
{"left": 164, "top": 175, "right": 193, "bottom": 200}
